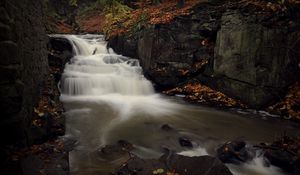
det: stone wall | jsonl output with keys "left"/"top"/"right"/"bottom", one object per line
{"left": 0, "top": 0, "right": 48, "bottom": 146}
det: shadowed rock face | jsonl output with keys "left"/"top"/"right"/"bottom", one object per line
{"left": 0, "top": 0, "right": 48, "bottom": 146}
{"left": 212, "top": 11, "right": 300, "bottom": 108}
{"left": 108, "top": 2, "right": 300, "bottom": 108}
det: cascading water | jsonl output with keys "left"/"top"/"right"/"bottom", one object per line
{"left": 57, "top": 34, "right": 299, "bottom": 175}
{"left": 60, "top": 35, "right": 183, "bottom": 123}
{"left": 59, "top": 34, "right": 185, "bottom": 174}
{"left": 61, "top": 35, "right": 153, "bottom": 96}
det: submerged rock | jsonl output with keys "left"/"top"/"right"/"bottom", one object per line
{"left": 97, "top": 140, "right": 133, "bottom": 160}
{"left": 161, "top": 124, "right": 173, "bottom": 131}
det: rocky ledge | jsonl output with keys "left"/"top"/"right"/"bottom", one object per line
{"left": 108, "top": 0, "right": 300, "bottom": 112}
{"left": 98, "top": 136, "right": 300, "bottom": 175}
{"left": 95, "top": 140, "right": 233, "bottom": 175}
{"left": 114, "top": 153, "right": 233, "bottom": 175}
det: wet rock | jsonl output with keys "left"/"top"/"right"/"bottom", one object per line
{"left": 62, "top": 138, "right": 77, "bottom": 152}
{"left": 161, "top": 146, "right": 172, "bottom": 154}
{"left": 257, "top": 136, "right": 300, "bottom": 173}
{"left": 48, "top": 37, "right": 73, "bottom": 68}
{"left": 20, "top": 146, "right": 69, "bottom": 175}
{"left": 114, "top": 156, "right": 166, "bottom": 175}
{"left": 178, "top": 137, "right": 193, "bottom": 148}
{"left": 164, "top": 154, "right": 233, "bottom": 175}
{"left": 97, "top": 141, "right": 133, "bottom": 160}
{"left": 48, "top": 37, "right": 72, "bottom": 53}
{"left": 107, "top": 35, "right": 138, "bottom": 59}
{"left": 117, "top": 140, "right": 134, "bottom": 150}
{"left": 161, "top": 124, "right": 173, "bottom": 131}
{"left": 114, "top": 153, "right": 233, "bottom": 175}
{"left": 48, "top": 35, "right": 74, "bottom": 84}
{"left": 217, "top": 140, "right": 254, "bottom": 164}
{"left": 264, "top": 149, "right": 294, "bottom": 172}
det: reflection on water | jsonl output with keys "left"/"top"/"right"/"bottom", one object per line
{"left": 57, "top": 34, "right": 299, "bottom": 175}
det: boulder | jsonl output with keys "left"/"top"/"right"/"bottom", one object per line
{"left": 264, "top": 149, "right": 294, "bottom": 172}
{"left": 114, "top": 153, "right": 233, "bottom": 175}
{"left": 47, "top": 37, "right": 73, "bottom": 68}
{"left": 163, "top": 154, "right": 233, "bottom": 175}
{"left": 216, "top": 140, "right": 254, "bottom": 164}
{"left": 48, "top": 37, "right": 73, "bottom": 53}
{"left": 47, "top": 36, "right": 74, "bottom": 82}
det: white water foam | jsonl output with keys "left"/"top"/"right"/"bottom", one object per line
{"left": 57, "top": 34, "right": 182, "bottom": 145}
{"left": 177, "top": 146, "right": 209, "bottom": 157}
{"left": 227, "top": 156, "right": 284, "bottom": 175}
{"left": 178, "top": 147, "right": 284, "bottom": 175}
{"left": 58, "top": 34, "right": 182, "bottom": 118}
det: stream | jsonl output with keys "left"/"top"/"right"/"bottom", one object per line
{"left": 58, "top": 34, "right": 300, "bottom": 175}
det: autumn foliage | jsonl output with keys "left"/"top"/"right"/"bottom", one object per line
{"left": 77, "top": 9, "right": 105, "bottom": 33}
{"left": 104, "top": 0, "right": 201, "bottom": 39}
{"left": 239, "top": 0, "right": 300, "bottom": 12}
{"left": 104, "top": 0, "right": 300, "bottom": 37}
{"left": 268, "top": 82, "right": 300, "bottom": 122}
{"left": 46, "top": 16, "right": 74, "bottom": 34}
{"left": 163, "top": 82, "right": 246, "bottom": 108}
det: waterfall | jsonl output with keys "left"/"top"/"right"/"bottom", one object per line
{"left": 61, "top": 35, "right": 154, "bottom": 96}
{"left": 55, "top": 34, "right": 289, "bottom": 175}
{"left": 59, "top": 34, "right": 181, "bottom": 121}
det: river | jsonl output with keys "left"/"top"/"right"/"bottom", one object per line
{"left": 57, "top": 34, "right": 300, "bottom": 175}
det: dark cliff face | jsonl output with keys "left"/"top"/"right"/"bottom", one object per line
{"left": 0, "top": 0, "right": 48, "bottom": 146}
{"left": 207, "top": 10, "right": 300, "bottom": 108}
{"left": 108, "top": 2, "right": 300, "bottom": 108}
